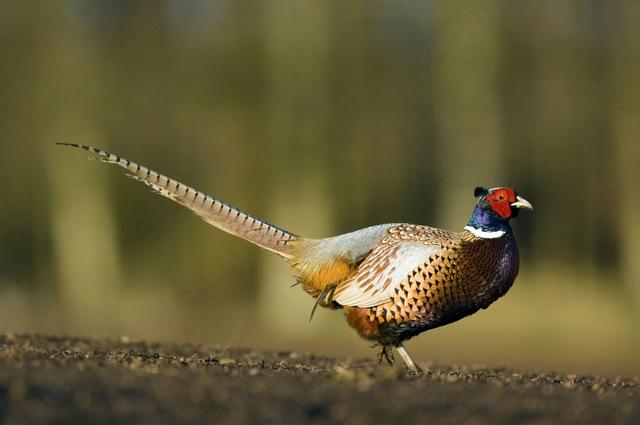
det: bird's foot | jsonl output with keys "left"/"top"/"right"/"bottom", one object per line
{"left": 374, "top": 344, "right": 395, "bottom": 365}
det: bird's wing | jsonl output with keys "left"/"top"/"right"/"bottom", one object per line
{"left": 332, "top": 241, "right": 441, "bottom": 308}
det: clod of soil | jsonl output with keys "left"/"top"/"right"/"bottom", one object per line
{"left": 0, "top": 334, "right": 637, "bottom": 425}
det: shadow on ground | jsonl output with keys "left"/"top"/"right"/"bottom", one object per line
{"left": 0, "top": 334, "right": 637, "bottom": 425}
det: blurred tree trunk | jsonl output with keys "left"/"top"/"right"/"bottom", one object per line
{"left": 30, "top": 2, "right": 125, "bottom": 331}
{"left": 257, "top": 0, "right": 336, "bottom": 335}
{"left": 609, "top": 2, "right": 640, "bottom": 311}
{"left": 523, "top": 3, "right": 589, "bottom": 265}
{"left": 431, "top": 1, "right": 504, "bottom": 230}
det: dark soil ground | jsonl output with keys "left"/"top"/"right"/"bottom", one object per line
{"left": 0, "top": 334, "right": 637, "bottom": 425}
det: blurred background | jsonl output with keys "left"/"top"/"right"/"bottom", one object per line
{"left": 0, "top": 1, "right": 638, "bottom": 376}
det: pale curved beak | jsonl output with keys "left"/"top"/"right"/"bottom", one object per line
{"left": 511, "top": 196, "right": 533, "bottom": 211}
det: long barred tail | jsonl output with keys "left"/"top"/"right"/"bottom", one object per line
{"left": 57, "top": 143, "right": 298, "bottom": 258}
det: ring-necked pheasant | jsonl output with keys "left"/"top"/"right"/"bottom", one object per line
{"left": 59, "top": 143, "right": 532, "bottom": 373}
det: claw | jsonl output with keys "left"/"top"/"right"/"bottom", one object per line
{"left": 375, "top": 345, "right": 395, "bottom": 365}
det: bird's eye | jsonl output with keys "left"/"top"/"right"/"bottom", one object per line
{"left": 496, "top": 194, "right": 505, "bottom": 201}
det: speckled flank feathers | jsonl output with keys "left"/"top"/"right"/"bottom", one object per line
{"left": 60, "top": 144, "right": 532, "bottom": 373}
{"left": 364, "top": 225, "right": 519, "bottom": 346}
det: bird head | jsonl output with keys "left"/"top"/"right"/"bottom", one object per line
{"left": 466, "top": 187, "right": 532, "bottom": 237}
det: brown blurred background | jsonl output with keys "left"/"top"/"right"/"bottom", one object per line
{"left": 0, "top": 1, "right": 638, "bottom": 375}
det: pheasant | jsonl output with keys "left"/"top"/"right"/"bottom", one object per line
{"left": 59, "top": 143, "right": 532, "bottom": 373}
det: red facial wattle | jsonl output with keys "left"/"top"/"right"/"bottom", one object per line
{"left": 486, "top": 189, "right": 517, "bottom": 219}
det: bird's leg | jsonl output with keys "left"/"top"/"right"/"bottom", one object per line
{"left": 396, "top": 343, "right": 422, "bottom": 374}
{"left": 375, "top": 344, "right": 395, "bottom": 365}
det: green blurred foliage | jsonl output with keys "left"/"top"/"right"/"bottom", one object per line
{"left": 0, "top": 0, "right": 638, "bottom": 374}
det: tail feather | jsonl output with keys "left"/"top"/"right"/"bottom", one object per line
{"left": 57, "top": 143, "right": 298, "bottom": 258}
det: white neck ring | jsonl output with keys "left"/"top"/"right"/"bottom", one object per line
{"left": 464, "top": 225, "right": 506, "bottom": 239}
